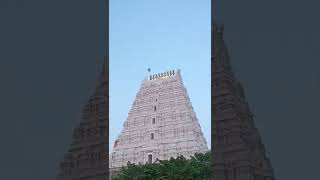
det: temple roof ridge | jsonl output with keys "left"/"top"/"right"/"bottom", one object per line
{"left": 146, "top": 69, "right": 180, "bottom": 81}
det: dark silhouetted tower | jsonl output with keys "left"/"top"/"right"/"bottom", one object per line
{"left": 212, "top": 1, "right": 276, "bottom": 179}
{"left": 56, "top": 60, "right": 108, "bottom": 180}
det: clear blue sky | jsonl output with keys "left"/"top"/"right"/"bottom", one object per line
{"left": 109, "top": 0, "right": 211, "bottom": 151}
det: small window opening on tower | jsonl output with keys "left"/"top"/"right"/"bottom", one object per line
{"left": 155, "top": 98, "right": 157, "bottom": 102}
{"left": 154, "top": 106, "right": 156, "bottom": 111}
{"left": 151, "top": 133, "right": 154, "bottom": 140}
{"left": 148, "top": 154, "right": 152, "bottom": 163}
{"left": 152, "top": 118, "right": 156, "bottom": 124}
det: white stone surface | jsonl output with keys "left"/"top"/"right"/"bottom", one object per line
{"left": 109, "top": 69, "right": 208, "bottom": 168}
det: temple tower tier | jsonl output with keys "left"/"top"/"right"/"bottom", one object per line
{"left": 212, "top": 24, "right": 276, "bottom": 180}
{"left": 109, "top": 69, "right": 208, "bottom": 168}
{"left": 56, "top": 61, "right": 109, "bottom": 180}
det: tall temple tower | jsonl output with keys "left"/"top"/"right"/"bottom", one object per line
{"left": 109, "top": 69, "right": 208, "bottom": 170}
{"left": 211, "top": 14, "right": 276, "bottom": 180}
{"left": 57, "top": 0, "right": 109, "bottom": 178}
{"left": 56, "top": 61, "right": 109, "bottom": 180}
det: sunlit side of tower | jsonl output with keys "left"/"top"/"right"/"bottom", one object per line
{"left": 110, "top": 69, "right": 208, "bottom": 169}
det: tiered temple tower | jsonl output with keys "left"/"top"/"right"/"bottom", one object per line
{"left": 212, "top": 24, "right": 276, "bottom": 180}
{"left": 56, "top": 60, "right": 109, "bottom": 180}
{"left": 109, "top": 69, "right": 208, "bottom": 170}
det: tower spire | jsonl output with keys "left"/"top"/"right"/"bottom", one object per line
{"left": 212, "top": 0, "right": 227, "bottom": 75}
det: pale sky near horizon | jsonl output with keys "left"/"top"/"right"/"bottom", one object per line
{"left": 109, "top": 0, "right": 211, "bottom": 152}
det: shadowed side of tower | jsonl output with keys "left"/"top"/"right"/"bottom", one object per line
{"left": 56, "top": 60, "right": 108, "bottom": 180}
{"left": 211, "top": 15, "right": 276, "bottom": 180}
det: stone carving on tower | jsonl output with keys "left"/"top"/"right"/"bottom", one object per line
{"left": 212, "top": 24, "right": 276, "bottom": 180}
{"left": 56, "top": 60, "right": 108, "bottom": 180}
{"left": 109, "top": 69, "right": 208, "bottom": 169}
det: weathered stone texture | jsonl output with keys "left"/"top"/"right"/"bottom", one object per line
{"left": 109, "top": 69, "right": 208, "bottom": 168}
{"left": 56, "top": 61, "right": 108, "bottom": 180}
{"left": 212, "top": 24, "right": 276, "bottom": 180}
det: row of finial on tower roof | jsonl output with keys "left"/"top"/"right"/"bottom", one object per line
{"left": 149, "top": 70, "right": 175, "bottom": 80}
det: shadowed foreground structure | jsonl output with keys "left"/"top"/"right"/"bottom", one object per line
{"left": 56, "top": 61, "right": 109, "bottom": 180}
{"left": 211, "top": 23, "right": 276, "bottom": 180}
